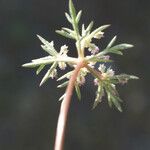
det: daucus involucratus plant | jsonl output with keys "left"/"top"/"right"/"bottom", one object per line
{"left": 22, "top": 0, "right": 138, "bottom": 149}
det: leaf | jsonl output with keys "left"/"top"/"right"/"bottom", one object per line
{"left": 93, "top": 85, "right": 104, "bottom": 109}
{"left": 76, "top": 10, "right": 82, "bottom": 23}
{"left": 107, "top": 84, "right": 119, "bottom": 97}
{"left": 37, "top": 35, "right": 57, "bottom": 56}
{"left": 111, "top": 74, "right": 139, "bottom": 84}
{"left": 111, "top": 96, "right": 123, "bottom": 112}
{"left": 69, "top": 0, "right": 76, "bottom": 20}
{"left": 65, "top": 12, "right": 72, "bottom": 23}
{"left": 86, "top": 21, "right": 94, "bottom": 33}
{"left": 89, "top": 56, "right": 113, "bottom": 63}
{"left": 57, "top": 81, "right": 69, "bottom": 88}
{"left": 90, "top": 24, "right": 110, "bottom": 37}
{"left": 109, "top": 43, "right": 134, "bottom": 53}
{"left": 62, "top": 27, "right": 74, "bottom": 34}
{"left": 104, "top": 84, "right": 122, "bottom": 112}
{"left": 36, "top": 64, "right": 45, "bottom": 75}
{"left": 107, "top": 92, "right": 113, "bottom": 107}
{"left": 59, "top": 93, "right": 66, "bottom": 101}
{"left": 56, "top": 30, "right": 75, "bottom": 39}
{"left": 32, "top": 56, "right": 52, "bottom": 62}
{"left": 22, "top": 62, "right": 40, "bottom": 68}
{"left": 22, "top": 58, "right": 55, "bottom": 68}
{"left": 106, "top": 36, "right": 117, "bottom": 48}
{"left": 81, "top": 21, "right": 94, "bottom": 38}
{"left": 40, "top": 62, "right": 57, "bottom": 86}
{"left": 57, "top": 71, "right": 73, "bottom": 81}
{"left": 75, "top": 84, "right": 81, "bottom": 100}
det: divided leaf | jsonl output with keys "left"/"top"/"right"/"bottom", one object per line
{"left": 69, "top": 0, "right": 77, "bottom": 20}
{"left": 93, "top": 84, "right": 104, "bottom": 109}
{"left": 76, "top": 10, "right": 82, "bottom": 23}
{"left": 108, "top": 43, "right": 134, "bottom": 55}
{"left": 65, "top": 12, "right": 72, "bottom": 23}
{"left": 105, "top": 84, "right": 122, "bottom": 112}
{"left": 40, "top": 62, "right": 57, "bottom": 86}
{"left": 37, "top": 35, "right": 57, "bottom": 56}
{"left": 56, "top": 30, "right": 75, "bottom": 39}
{"left": 36, "top": 64, "right": 45, "bottom": 75}
{"left": 106, "top": 36, "right": 117, "bottom": 48}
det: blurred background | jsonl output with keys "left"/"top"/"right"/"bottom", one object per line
{"left": 0, "top": 0, "right": 149, "bottom": 150}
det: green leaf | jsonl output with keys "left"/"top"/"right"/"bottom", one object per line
{"left": 22, "top": 62, "right": 40, "bottom": 68}
{"left": 37, "top": 35, "right": 57, "bottom": 56}
{"left": 107, "top": 92, "right": 113, "bottom": 107}
{"left": 59, "top": 93, "right": 66, "bottom": 101}
{"left": 57, "top": 71, "right": 73, "bottom": 81}
{"left": 36, "top": 64, "right": 45, "bottom": 75}
{"left": 106, "top": 36, "right": 117, "bottom": 48}
{"left": 69, "top": 0, "right": 76, "bottom": 20}
{"left": 111, "top": 74, "right": 139, "bottom": 84}
{"left": 62, "top": 27, "right": 74, "bottom": 33}
{"left": 110, "top": 50, "right": 123, "bottom": 55}
{"left": 107, "top": 84, "right": 119, "bottom": 97}
{"left": 57, "top": 81, "right": 69, "bottom": 88}
{"left": 86, "top": 21, "right": 94, "bottom": 33}
{"left": 65, "top": 12, "right": 72, "bottom": 23}
{"left": 104, "top": 84, "right": 122, "bottom": 112}
{"left": 75, "top": 84, "right": 81, "bottom": 100}
{"left": 90, "top": 24, "right": 110, "bottom": 37}
{"left": 40, "top": 62, "right": 57, "bottom": 86}
{"left": 22, "top": 58, "right": 55, "bottom": 68}
{"left": 76, "top": 10, "right": 82, "bottom": 23}
{"left": 98, "top": 43, "right": 134, "bottom": 56}
{"left": 88, "top": 56, "right": 113, "bottom": 63}
{"left": 56, "top": 30, "right": 75, "bottom": 39}
{"left": 81, "top": 21, "right": 94, "bottom": 38}
{"left": 111, "top": 96, "right": 123, "bottom": 112}
{"left": 93, "top": 85, "right": 104, "bottom": 109}
{"left": 109, "top": 43, "right": 133, "bottom": 52}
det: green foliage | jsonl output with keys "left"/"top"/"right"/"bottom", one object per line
{"left": 22, "top": 0, "right": 138, "bottom": 112}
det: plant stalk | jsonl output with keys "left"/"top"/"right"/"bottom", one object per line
{"left": 54, "top": 59, "right": 85, "bottom": 150}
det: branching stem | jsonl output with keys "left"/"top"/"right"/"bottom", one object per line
{"left": 54, "top": 59, "right": 86, "bottom": 150}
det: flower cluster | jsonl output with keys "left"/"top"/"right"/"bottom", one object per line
{"left": 22, "top": 0, "right": 138, "bottom": 111}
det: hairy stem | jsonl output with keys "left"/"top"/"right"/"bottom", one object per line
{"left": 54, "top": 59, "right": 85, "bottom": 150}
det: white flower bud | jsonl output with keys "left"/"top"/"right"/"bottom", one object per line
{"left": 107, "top": 68, "right": 114, "bottom": 77}
{"left": 58, "top": 62, "right": 67, "bottom": 70}
{"left": 60, "top": 45, "right": 68, "bottom": 56}
{"left": 50, "top": 69, "right": 57, "bottom": 79}
{"left": 98, "top": 64, "right": 106, "bottom": 73}
{"left": 94, "top": 31, "right": 104, "bottom": 39}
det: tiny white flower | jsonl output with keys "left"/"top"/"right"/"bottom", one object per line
{"left": 106, "top": 68, "right": 114, "bottom": 77}
{"left": 94, "top": 31, "right": 104, "bottom": 39}
{"left": 98, "top": 64, "right": 106, "bottom": 73}
{"left": 88, "top": 62, "right": 96, "bottom": 69}
{"left": 50, "top": 69, "right": 57, "bottom": 79}
{"left": 59, "top": 45, "right": 68, "bottom": 56}
{"left": 88, "top": 43, "right": 100, "bottom": 55}
{"left": 81, "top": 38, "right": 91, "bottom": 49}
{"left": 58, "top": 62, "right": 67, "bottom": 70}
{"left": 58, "top": 45, "right": 69, "bottom": 70}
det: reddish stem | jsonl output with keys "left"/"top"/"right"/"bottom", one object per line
{"left": 54, "top": 59, "right": 85, "bottom": 150}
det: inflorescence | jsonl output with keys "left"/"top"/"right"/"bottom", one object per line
{"left": 22, "top": 0, "right": 138, "bottom": 112}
